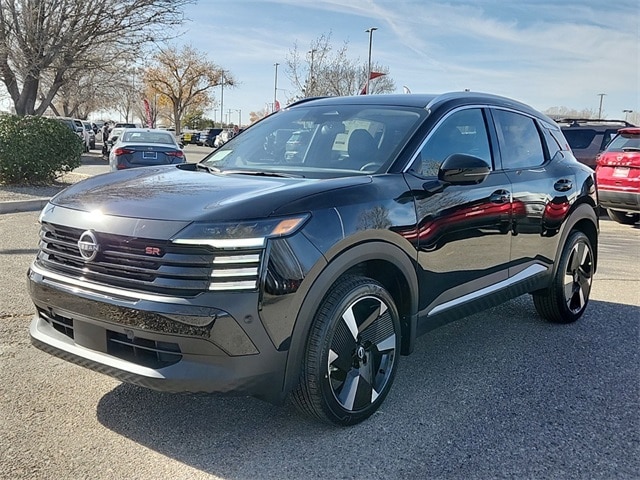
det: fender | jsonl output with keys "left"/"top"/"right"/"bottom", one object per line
{"left": 281, "top": 238, "right": 419, "bottom": 395}
{"left": 551, "top": 202, "right": 599, "bottom": 277}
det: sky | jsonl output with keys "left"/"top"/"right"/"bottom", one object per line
{"left": 179, "top": 0, "right": 639, "bottom": 125}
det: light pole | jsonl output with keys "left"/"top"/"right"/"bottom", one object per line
{"left": 220, "top": 70, "right": 227, "bottom": 126}
{"left": 307, "top": 49, "right": 317, "bottom": 96}
{"left": 235, "top": 109, "right": 242, "bottom": 127}
{"left": 273, "top": 63, "right": 279, "bottom": 112}
{"left": 623, "top": 109, "right": 633, "bottom": 122}
{"left": 365, "top": 27, "right": 378, "bottom": 95}
{"left": 597, "top": 93, "right": 606, "bottom": 119}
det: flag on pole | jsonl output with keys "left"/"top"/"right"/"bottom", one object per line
{"left": 143, "top": 98, "right": 152, "bottom": 127}
{"left": 360, "top": 72, "right": 387, "bottom": 95}
{"left": 274, "top": 100, "right": 281, "bottom": 111}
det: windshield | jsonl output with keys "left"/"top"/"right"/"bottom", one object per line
{"left": 201, "top": 104, "right": 425, "bottom": 178}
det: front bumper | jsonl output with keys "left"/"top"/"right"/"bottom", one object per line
{"left": 27, "top": 265, "right": 290, "bottom": 403}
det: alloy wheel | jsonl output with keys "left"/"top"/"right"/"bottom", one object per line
{"left": 563, "top": 240, "right": 593, "bottom": 314}
{"left": 327, "top": 295, "right": 397, "bottom": 412}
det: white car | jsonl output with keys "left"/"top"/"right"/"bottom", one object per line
{"left": 72, "top": 118, "right": 90, "bottom": 152}
{"left": 82, "top": 121, "right": 96, "bottom": 150}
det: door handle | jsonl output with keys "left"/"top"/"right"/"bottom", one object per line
{"left": 554, "top": 179, "right": 573, "bottom": 192}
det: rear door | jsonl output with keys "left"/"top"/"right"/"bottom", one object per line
{"left": 490, "top": 108, "right": 570, "bottom": 277}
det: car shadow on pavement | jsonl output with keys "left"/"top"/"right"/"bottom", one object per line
{"left": 81, "top": 152, "right": 108, "bottom": 165}
{"left": 96, "top": 297, "right": 640, "bottom": 479}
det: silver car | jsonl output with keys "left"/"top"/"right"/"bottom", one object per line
{"left": 108, "top": 128, "right": 186, "bottom": 171}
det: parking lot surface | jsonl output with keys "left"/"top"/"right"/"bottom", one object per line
{"left": 0, "top": 201, "right": 638, "bottom": 479}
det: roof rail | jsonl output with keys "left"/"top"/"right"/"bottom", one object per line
{"left": 555, "top": 118, "right": 634, "bottom": 127}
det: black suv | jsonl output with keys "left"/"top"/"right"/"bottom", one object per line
{"left": 558, "top": 118, "right": 633, "bottom": 168}
{"left": 28, "top": 92, "right": 599, "bottom": 425}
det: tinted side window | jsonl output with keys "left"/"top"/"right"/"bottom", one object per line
{"left": 542, "top": 126, "right": 562, "bottom": 160}
{"left": 563, "top": 129, "right": 596, "bottom": 149}
{"left": 412, "top": 108, "right": 491, "bottom": 177}
{"left": 493, "top": 110, "right": 545, "bottom": 169}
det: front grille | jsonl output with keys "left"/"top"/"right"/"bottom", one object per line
{"left": 37, "top": 223, "right": 263, "bottom": 296}
{"left": 107, "top": 331, "right": 182, "bottom": 368}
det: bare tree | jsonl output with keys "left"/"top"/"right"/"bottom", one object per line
{"left": 143, "top": 44, "right": 233, "bottom": 134}
{"left": 46, "top": 47, "right": 141, "bottom": 120}
{"left": 544, "top": 106, "right": 599, "bottom": 119}
{"left": 286, "top": 32, "right": 395, "bottom": 100}
{"left": 0, "top": 0, "right": 193, "bottom": 116}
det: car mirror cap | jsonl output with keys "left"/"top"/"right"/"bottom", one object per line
{"left": 438, "top": 153, "right": 491, "bottom": 185}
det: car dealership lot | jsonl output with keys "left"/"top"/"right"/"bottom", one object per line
{"left": 0, "top": 210, "right": 637, "bottom": 479}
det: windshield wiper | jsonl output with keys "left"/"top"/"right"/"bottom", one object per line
{"left": 196, "top": 163, "right": 221, "bottom": 173}
{"left": 222, "top": 170, "right": 304, "bottom": 178}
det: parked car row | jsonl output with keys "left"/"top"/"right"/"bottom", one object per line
{"left": 557, "top": 118, "right": 633, "bottom": 168}
{"left": 178, "top": 127, "right": 242, "bottom": 148}
{"left": 595, "top": 127, "right": 640, "bottom": 224}
{"left": 50, "top": 117, "right": 91, "bottom": 152}
{"left": 555, "top": 118, "right": 639, "bottom": 225}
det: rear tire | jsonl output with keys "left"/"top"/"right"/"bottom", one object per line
{"left": 291, "top": 275, "right": 400, "bottom": 425}
{"left": 606, "top": 209, "right": 639, "bottom": 225}
{"left": 533, "top": 230, "right": 594, "bottom": 323}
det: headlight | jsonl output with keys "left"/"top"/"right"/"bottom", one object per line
{"left": 172, "top": 214, "right": 310, "bottom": 249}
{"left": 172, "top": 214, "right": 310, "bottom": 291}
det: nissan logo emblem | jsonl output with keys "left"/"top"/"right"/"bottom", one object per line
{"left": 77, "top": 230, "right": 99, "bottom": 262}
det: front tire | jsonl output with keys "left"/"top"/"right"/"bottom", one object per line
{"left": 292, "top": 275, "right": 401, "bottom": 425}
{"left": 533, "top": 230, "right": 594, "bottom": 323}
{"left": 606, "top": 209, "right": 639, "bottom": 225}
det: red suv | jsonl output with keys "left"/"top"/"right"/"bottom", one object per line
{"left": 596, "top": 127, "right": 640, "bottom": 224}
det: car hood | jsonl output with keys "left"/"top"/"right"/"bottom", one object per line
{"left": 50, "top": 165, "right": 370, "bottom": 222}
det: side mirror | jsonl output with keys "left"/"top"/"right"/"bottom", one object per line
{"left": 439, "top": 154, "right": 490, "bottom": 185}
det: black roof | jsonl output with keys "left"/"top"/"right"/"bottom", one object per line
{"left": 287, "top": 91, "right": 553, "bottom": 124}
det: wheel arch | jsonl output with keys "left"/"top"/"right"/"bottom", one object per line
{"left": 556, "top": 202, "right": 599, "bottom": 274}
{"left": 282, "top": 240, "right": 419, "bottom": 395}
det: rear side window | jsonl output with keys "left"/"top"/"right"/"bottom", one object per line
{"left": 493, "top": 110, "right": 545, "bottom": 169}
{"left": 601, "top": 130, "right": 619, "bottom": 150}
{"left": 563, "top": 129, "right": 596, "bottom": 149}
{"left": 541, "top": 126, "right": 565, "bottom": 160}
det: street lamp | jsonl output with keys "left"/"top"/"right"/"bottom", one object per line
{"left": 623, "top": 109, "right": 633, "bottom": 122}
{"left": 273, "top": 63, "right": 279, "bottom": 112}
{"left": 597, "top": 93, "right": 606, "bottom": 118}
{"left": 307, "top": 49, "right": 317, "bottom": 96}
{"left": 235, "top": 109, "right": 242, "bottom": 127}
{"left": 365, "top": 27, "right": 378, "bottom": 95}
{"left": 220, "top": 70, "right": 227, "bottom": 126}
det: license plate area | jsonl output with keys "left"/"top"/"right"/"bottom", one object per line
{"left": 613, "top": 167, "right": 630, "bottom": 178}
{"left": 143, "top": 151, "right": 157, "bottom": 160}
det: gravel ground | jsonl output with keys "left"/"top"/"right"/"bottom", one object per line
{"left": 0, "top": 172, "right": 88, "bottom": 202}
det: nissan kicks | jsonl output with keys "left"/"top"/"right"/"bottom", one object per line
{"left": 28, "top": 92, "right": 599, "bottom": 425}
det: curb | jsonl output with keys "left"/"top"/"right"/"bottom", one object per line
{"left": 0, "top": 198, "right": 50, "bottom": 214}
